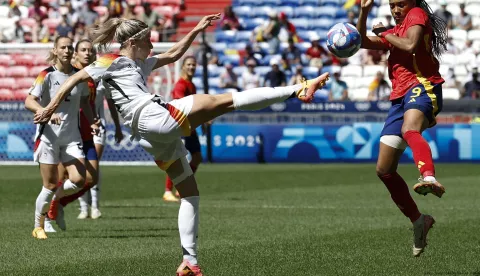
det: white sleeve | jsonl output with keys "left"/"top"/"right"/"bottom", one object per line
{"left": 29, "top": 70, "right": 50, "bottom": 98}
{"left": 84, "top": 54, "right": 118, "bottom": 82}
{"left": 138, "top": 57, "right": 158, "bottom": 77}
{"left": 97, "top": 81, "right": 111, "bottom": 99}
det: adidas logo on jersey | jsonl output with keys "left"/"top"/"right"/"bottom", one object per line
{"left": 408, "top": 98, "right": 416, "bottom": 103}
{"left": 54, "top": 81, "right": 60, "bottom": 86}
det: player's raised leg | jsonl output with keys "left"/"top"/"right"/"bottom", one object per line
{"left": 185, "top": 74, "right": 329, "bottom": 130}
{"left": 377, "top": 138, "right": 434, "bottom": 256}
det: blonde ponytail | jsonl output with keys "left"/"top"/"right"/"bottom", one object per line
{"left": 90, "top": 18, "right": 149, "bottom": 52}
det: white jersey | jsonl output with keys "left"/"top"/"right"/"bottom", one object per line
{"left": 84, "top": 54, "right": 159, "bottom": 126}
{"left": 95, "top": 81, "right": 106, "bottom": 119}
{"left": 30, "top": 66, "right": 90, "bottom": 145}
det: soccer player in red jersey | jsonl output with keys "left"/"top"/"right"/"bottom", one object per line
{"left": 357, "top": 0, "right": 448, "bottom": 256}
{"left": 163, "top": 56, "right": 206, "bottom": 202}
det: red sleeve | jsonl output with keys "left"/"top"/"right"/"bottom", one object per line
{"left": 405, "top": 7, "right": 428, "bottom": 28}
{"left": 379, "top": 28, "right": 395, "bottom": 49}
{"left": 171, "top": 81, "right": 187, "bottom": 99}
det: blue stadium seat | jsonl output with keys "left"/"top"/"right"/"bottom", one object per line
{"left": 211, "top": 42, "right": 227, "bottom": 53}
{"left": 233, "top": 66, "right": 246, "bottom": 76}
{"left": 233, "top": 6, "right": 253, "bottom": 18}
{"left": 235, "top": 31, "right": 252, "bottom": 42}
{"left": 207, "top": 64, "right": 221, "bottom": 77}
{"left": 335, "top": 8, "right": 347, "bottom": 18}
{"left": 294, "top": 6, "right": 315, "bottom": 18}
{"left": 255, "top": 6, "right": 275, "bottom": 19}
{"left": 257, "top": 42, "right": 271, "bottom": 55}
{"left": 215, "top": 30, "right": 237, "bottom": 43}
{"left": 302, "top": 66, "right": 320, "bottom": 79}
{"left": 302, "top": 0, "right": 319, "bottom": 5}
{"left": 238, "top": 0, "right": 258, "bottom": 6}
{"left": 192, "top": 77, "right": 203, "bottom": 89}
{"left": 259, "top": 0, "right": 281, "bottom": 7}
{"left": 280, "top": 0, "right": 300, "bottom": 7}
{"left": 310, "top": 18, "right": 335, "bottom": 30}
{"left": 289, "top": 18, "right": 310, "bottom": 30}
{"left": 228, "top": 42, "right": 247, "bottom": 50}
{"left": 241, "top": 18, "right": 265, "bottom": 30}
{"left": 296, "top": 41, "right": 312, "bottom": 52}
{"left": 194, "top": 67, "right": 203, "bottom": 78}
{"left": 219, "top": 55, "right": 241, "bottom": 66}
{"left": 321, "top": 0, "right": 342, "bottom": 7}
{"left": 315, "top": 6, "right": 338, "bottom": 18}
{"left": 274, "top": 6, "right": 294, "bottom": 18}
{"left": 255, "top": 66, "right": 272, "bottom": 76}
{"left": 260, "top": 54, "right": 282, "bottom": 66}
{"left": 208, "top": 77, "right": 221, "bottom": 89}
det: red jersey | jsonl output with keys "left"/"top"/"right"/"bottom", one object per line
{"left": 79, "top": 78, "right": 96, "bottom": 142}
{"left": 380, "top": 7, "right": 444, "bottom": 100}
{"left": 171, "top": 77, "right": 196, "bottom": 99}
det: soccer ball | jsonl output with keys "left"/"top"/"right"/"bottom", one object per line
{"left": 326, "top": 23, "right": 362, "bottom": 58}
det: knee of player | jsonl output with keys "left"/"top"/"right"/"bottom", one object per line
{"left": 85, "top": 171, "right": 98, "bottom": 187}
{"left": 68, "top": 173, "right": 86, "bottom": 187}
{"left": 376, "top": 165, "right": 393, "bottom": 178}
{"left": 43, "top": 182, "right": 58, "bottom": 190}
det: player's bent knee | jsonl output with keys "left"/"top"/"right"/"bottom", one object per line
{"left": 168, "top": 156, "right": 193, "bottom": 185}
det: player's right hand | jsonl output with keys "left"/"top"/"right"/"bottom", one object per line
{"left": 34, "top": 108, "right": 54, "bottom": 124}
{"left": 360, "top": 0, "right": 374, "bottom": 10}
{"left": 194, "top": 14, "right": 221, "bottom": 32}
{"left": 50, "top": 113, "right": 62, "bottom": 125}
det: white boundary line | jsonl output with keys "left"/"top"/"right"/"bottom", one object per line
{"left": 0, "top": 161, "right": 156, "bottom": 166}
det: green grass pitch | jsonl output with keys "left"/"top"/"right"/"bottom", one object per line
{"left": 1, "top": 164, "right": 480, "bottom": 275}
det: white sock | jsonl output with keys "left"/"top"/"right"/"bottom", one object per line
{"left": 424, "top": 176, "right": 437, "bottom": 182}
{"left": 62, "top": 179, "right": 82, "bottom": 197}
{"left": 232, "top": 84, "right": 302, "bottom": 111}
{"left": 78, "top": 192, "right": 89, "bottom": 213}
{"left": 35, "top": 187, "right": 54, "bottom": 228}
{"left": 91, "top": 172, "right": 101, "bottom": 209}
{"left": 178, "top": 196, "right": 199, "bottom": 265}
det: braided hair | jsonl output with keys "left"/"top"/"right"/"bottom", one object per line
{"left": 416, "top": 0, "right": 448, "bottom": 58}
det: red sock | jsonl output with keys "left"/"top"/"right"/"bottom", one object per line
{"left": 165, "top": 176, "right": 173, "bottom": 192}
{"left": 403, "top": 130, "right": 435, "bottom": 178}
{"left": 379, "top": 172, "right": 421, "bottom": 223}
{"left": 190, "top": 164, "right": 197, "bottom": 173}
{"left": 59, "top": 184, "right": 91, "bottom": 207}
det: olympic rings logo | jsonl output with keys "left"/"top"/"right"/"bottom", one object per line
{"left": 105, "top": 129, "right": 138, "bottom": 151}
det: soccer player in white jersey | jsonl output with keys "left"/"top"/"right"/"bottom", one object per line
{"left": 34, "top": 16, "right": 329, "bottom": 274}
{"left": 48, "top": 40, "right": 124, "bottom": 227}
{"left": 25, "top": 36, "right": 99, "bottom": 240}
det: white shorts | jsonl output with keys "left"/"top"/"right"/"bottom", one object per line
{"left": 33, "top": 140, "right": 85, "bottom": 165}
{"left": 135, "top": 95, "right": 194, "bottom": 170}
{"left": 93, "top": 118, "right": 106, "bottom": 146}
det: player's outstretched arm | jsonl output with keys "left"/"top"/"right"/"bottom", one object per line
{"left": 357, "top": 0, "right": 388, "bottom": 50}
{"left": 152, "top": 13, "right": 221, "bottom": 70}
{"left": 33, "top": 69, "right": 91, "bottom": 124}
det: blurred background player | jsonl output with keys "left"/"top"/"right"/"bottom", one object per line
{"left": 25, "top": 36, "right": 99, "bottom": 239}
{"left": 357, "top": 0, "right": 447, "bottom": 256}
{"left": 163, "top": 56, "right": 208, "bottom": 202}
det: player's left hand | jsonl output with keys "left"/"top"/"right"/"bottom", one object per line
{"left": 91, "top": 123, "right": 101, "bottom": 136}
{"left": 195, "top": 14, "right": 221, "bottom": 32}
{"left": 34, "top": 108, "right": 54, "bottom": 124}
{"left": 373, "top": 22, "right": 387, "bottom": 37}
